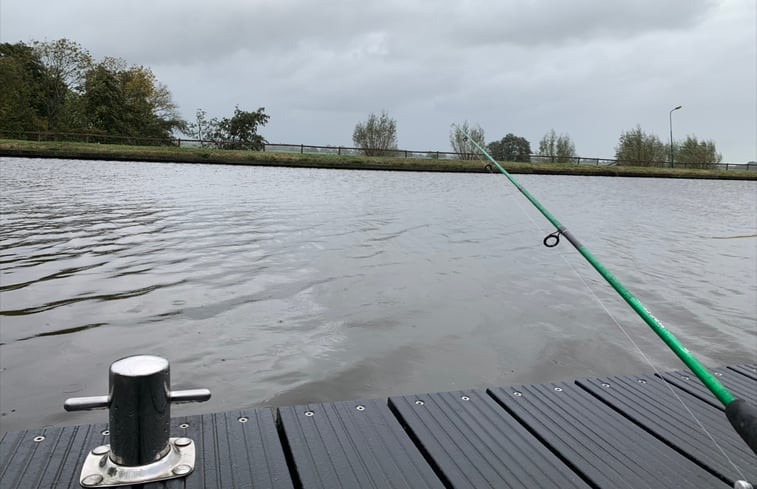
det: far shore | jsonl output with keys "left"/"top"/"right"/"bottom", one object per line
{"left": 1, "top": 139, "right": 755, "bottom": 180}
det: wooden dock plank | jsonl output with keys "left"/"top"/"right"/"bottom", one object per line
{"left": 2, "top": 365, "right": 753, "bottom": 488}
{"left": 0, "top": 409, "right": 292, "bottom": 489}
{"left": 660, "top": 367, "right": 757, "bottom": 409}
{"left": 577, "top": 374, "right": 757, "bottom": 484}
{"left": 278, "top": 398, "right": 444, "bottom": 489}
{"left": 0, "top": 423, "right": 107, "bottom": 489}
{"left": 389, "top": 389, "right": 591, "bottom": 489}
{"left": 488, "top": 381, "right": 730, "bottom": 489}
{"left": 728, "top": 364, "right": 757, "bottom": 381}
{"left": 145, "top": 408, "right": 293, "bottom": 489}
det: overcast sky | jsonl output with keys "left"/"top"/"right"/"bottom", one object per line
{"left": 2, "top": 0, "right": 755, "bottom": 162}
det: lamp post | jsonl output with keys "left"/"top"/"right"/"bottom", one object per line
{"left": 669, "top": 105, "right": 682, "bottom": 167}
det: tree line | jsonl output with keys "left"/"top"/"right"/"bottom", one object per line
{"left": 1, "top": 38, "right": 722, "bottom": 166}
{"left": 0, "top": 38, "right": 268, "bottom": 148}
{"left": 354, "top": 112, "right": 723, "bottom": 167}
{"left": 1, "top": 39, "right": 184, "bottom": 139}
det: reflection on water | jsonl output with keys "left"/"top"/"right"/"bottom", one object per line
{"left": 0, "top": 157, "right": 755, "bottom": 433}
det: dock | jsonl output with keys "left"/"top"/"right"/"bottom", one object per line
{"left": 2, "top": 364, "right": 755, "bottom": 488}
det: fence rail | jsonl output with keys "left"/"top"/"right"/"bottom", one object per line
{"left": 1, "top": 130, "right": 754, "bottom": 171}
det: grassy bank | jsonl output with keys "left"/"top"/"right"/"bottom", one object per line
{"left": 1, "top": 139, "right": 755, "bottom": 180}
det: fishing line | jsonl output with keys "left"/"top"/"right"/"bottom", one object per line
{"left": 472, "top": 144, "right": 751, "bottom": 480}
{"left": 462, "top": 131, "right": 757, "bottom": 464}
{"left": 555, "top": 235, "right": 748, "bottom": 480}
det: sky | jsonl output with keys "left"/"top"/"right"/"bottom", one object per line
{"left": 2, "top": 0, "right": 755, "bottom": 162}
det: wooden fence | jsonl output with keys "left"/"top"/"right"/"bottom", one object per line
{"left": 1, "top": 130, "right": 754, "bottom": 171}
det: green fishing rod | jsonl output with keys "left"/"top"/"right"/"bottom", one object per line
{"left": 463, "top": 133, "right": 757, "bottom": 454}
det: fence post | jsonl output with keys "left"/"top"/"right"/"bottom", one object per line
{"left": 301, "top": 144, "right": 304, "bottom": 154}
{"left": 338, "top": 146, "right": 341, "bottom": 155}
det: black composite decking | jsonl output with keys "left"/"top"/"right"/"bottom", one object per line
{"left": 1, "top": 365, "right": 755, "bottom": 488}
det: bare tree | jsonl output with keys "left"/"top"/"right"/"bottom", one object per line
{"left": 538, "top": 129, "right": 576, "bottom": 163}
{"left": 449, "top": 121, "right": 485, "bottom": 160}
{"left": 352, "top": 111, "right": 398, "bottom": 156}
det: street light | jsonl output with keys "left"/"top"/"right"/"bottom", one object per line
{"left": 669, "top": 105, "right": 682, "bottom": 167}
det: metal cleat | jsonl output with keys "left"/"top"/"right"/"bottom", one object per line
{"left": 65, "top": 355, "right": 210, "bottom": 487}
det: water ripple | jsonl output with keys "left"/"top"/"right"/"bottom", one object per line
{"left": 0, "top": 158, "right": 754, "bottom": 434}
{"left": 0, "top": 281, "right": 187, "bottom": 316}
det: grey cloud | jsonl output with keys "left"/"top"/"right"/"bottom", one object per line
{"left": 12, "top": 0, "right": 717, "bottom": 64}
{"left": 438, "top": 0, "right": 717, "bottom": 48}
{"left": 2, "top": 0, "right": 754, "bottom": 161}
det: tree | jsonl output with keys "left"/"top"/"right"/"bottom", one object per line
{"left": 487, "top": 133, "right": 531, "bottom": 162}
{"left": 119, "top": 65, "right": 185, "bottom": 138}
{"left": 675, "top": 136, "right": 722, "bottom": 168}
{"left": 186, "top": 108, "right": 214, "bottom": 145}
{"left": 538, "top": 129, "right": 576, "bottom": 163}
{"left": 33, "top": 39, "right": 92, "bottom": 130}
{"left": 614, "top": 125, "right": 667, "bottom": 166}
{"left": 0, "top": 42, "right": 47, "bottom": 131}
{"left": 0, "top": 39, "right": 185, "bottom": 140}
{"left": 82, "top": 62, "right": 125, "bottom": 134}
{"left": 81, "top": 60, "right": 185, "bottom": 141}
{"left": 352, "top": 111, "right": 398, "bottom": 156}
{"left": 206, "top": 106, "right": 270, "bottom": 150}
{"left": 449, "top": 121, "right": 485, "bottom": 160}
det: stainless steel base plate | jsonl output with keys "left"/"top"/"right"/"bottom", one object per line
{"left": 79, "top": 437, "right": 195, "bottom": 487}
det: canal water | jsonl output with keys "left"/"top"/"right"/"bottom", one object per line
{"left": 1, "top": 157, "right": 755, "bottom": 433}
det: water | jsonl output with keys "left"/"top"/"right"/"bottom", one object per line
{"left": 0, "top": 157, "right": 755, "bottom": 433}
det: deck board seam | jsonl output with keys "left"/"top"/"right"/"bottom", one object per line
{"left": 378, "top": 400, "right": 442, "bottom": 488}
{"left": 395, "top": 396, "right": 468, "bottom": 487}
{"left": 274, "top": 408, "right": 304, "bottom": 489}
{"left": 386, "top": 397, "right": 455, "bottom": 489}
{"left": 485, "top": 387, "right": 602, "bottom": 489}
{"left": 576, "top": 378, "right": 737, "bottom": 484}
{"left": 365, "top": 401, "right": 425, "bottom": 488}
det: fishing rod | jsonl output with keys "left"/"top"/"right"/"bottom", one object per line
{"left": 463, "top": 132, "right": 757, "bottom": 455}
